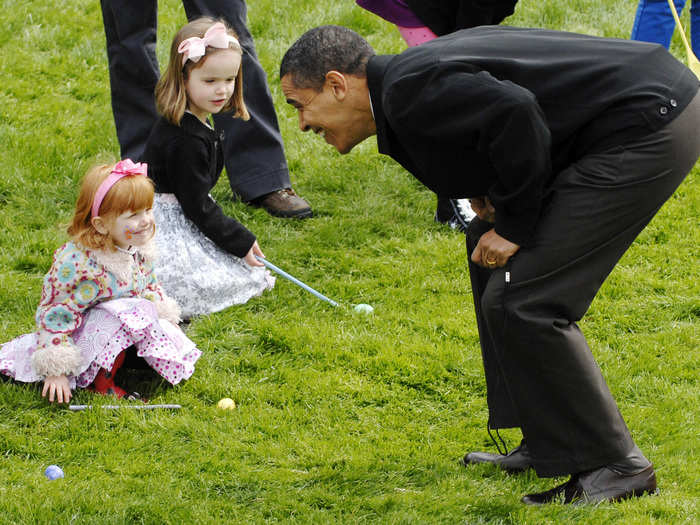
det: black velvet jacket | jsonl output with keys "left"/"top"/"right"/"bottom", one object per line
{"left": 143, "top": 112, "right": 255, "bottom": 258}
{"left": 405, "top": 0, "right": 518, "bottom": 35}
{"left": 367, "top": 26, "right": 699, "bottom": 246}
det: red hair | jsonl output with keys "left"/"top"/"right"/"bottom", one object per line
{"left": 68, "top": 163, "right": 155, "bottom": 251}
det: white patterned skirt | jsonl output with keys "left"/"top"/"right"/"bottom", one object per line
{"left": 0, "top": 298, "right": 201, "bottom": 388}
{"left": 152, "top": 194, "right": 274, "bottom": 319}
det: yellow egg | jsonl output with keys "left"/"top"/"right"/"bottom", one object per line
{"left": 217, "top": 398, "right": 236, "bottom": 410}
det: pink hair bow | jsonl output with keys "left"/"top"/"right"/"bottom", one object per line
{"left": 91, "top": 159, "right": 148, "bottom": 218}
{"left": 178, "top": 22, "right": 240, "bottom": 66}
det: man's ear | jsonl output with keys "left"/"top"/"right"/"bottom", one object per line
{"left": 91, "top": 216, "right": 109, "bottom": 235}
{"left": 326, "top": 70, "right": 348, "bottom": 101}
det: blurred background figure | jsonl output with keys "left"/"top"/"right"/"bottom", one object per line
{"left": 631, "top": 0, "right": 699, "bottom": 56}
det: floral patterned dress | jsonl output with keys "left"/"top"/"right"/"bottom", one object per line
{"left": 0, "top": 241, "right": 201, "bottom": 388}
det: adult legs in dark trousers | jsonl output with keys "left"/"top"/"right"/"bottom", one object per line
{"left": 100, "top": 0, "right": 312, "bottom": 218}
{"left": 464, "top": 91, "right": 700, "bottom": 504}
{"left": 100, "top": 0, "right": 159, "bottom": 163}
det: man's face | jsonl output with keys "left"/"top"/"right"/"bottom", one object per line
{"left": 281, "top": 74, "right": 365, "bottom": 155}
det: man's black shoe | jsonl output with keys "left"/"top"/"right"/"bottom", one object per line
{"left": 521, "top": 464, "right": 657, "bottom": 505}
{"left": 462, "top": 441, "right": 533, "bottom": 473}
{"left": 435, "top": 197, "right": 475, "bottom": 232}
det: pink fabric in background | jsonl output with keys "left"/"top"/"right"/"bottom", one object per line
{"left": 397, "top": 25, "right": 438, "bottom": 46}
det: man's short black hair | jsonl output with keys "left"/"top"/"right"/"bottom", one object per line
{"left": 280, "top": 25, "right": 375, "bottom": 91}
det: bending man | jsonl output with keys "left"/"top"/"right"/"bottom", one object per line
{"left": 279, "top": 25, "right": 700, "bottom": 504}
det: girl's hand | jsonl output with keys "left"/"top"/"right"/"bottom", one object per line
{"left": 243, "top": 241, "right": 265, "bottom": 267}
{"left": 471, "top": 228, "right": 520, "bottom": 268}
{"left": 469, "top": 196, "right": 496, "bottom": 223}
{"left": 42, "top": 375, "right": 72, "bottom": 404}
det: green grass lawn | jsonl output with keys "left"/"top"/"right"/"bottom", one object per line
{"left": 0, "top": 0, "right": 698, "bottom": 523}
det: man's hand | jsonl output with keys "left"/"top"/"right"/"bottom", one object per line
{"left": 472, "top": 228, "right": 520, "bottom": 268}
{"left": 42, "top": 375, "right": 72, "bottom": 404}
{"left": 469, "top": 196, "right": 496, "bottom": 223}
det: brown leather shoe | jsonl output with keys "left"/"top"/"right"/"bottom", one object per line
{"left": 252, "top": 188, "right": 313, "bottom": 218}
{"left": 521, "top": 464, "right": 657, "bottom": 505}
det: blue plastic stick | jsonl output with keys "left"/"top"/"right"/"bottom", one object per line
{"left": 256, "top": 256, "right": 339, "bottom": 307}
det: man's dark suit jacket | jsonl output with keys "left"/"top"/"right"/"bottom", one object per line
{"left": 366, "top": 26, "right": 699, "bottom": 246}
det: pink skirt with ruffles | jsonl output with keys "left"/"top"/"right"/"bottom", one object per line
{"left": 0, "top": 298, "right": 201, "bottom": 388}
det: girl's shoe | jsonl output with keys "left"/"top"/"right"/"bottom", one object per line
{"left": 88, "top": 351, "right": 128, "bottom": 398}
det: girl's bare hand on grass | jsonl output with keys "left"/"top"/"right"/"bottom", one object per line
{"left": 42, "top": 375, "right": 72, "bottom": 404}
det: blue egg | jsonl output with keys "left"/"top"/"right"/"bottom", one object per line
{"left": 44, "top": 465, "right": 64, "bottom": 480}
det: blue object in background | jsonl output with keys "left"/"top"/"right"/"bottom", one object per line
{"left": 631, "top": 0, "right": 699, "bottom": 54}
{"left": 44, "top": 465, "right": 64, "bottom": 480}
